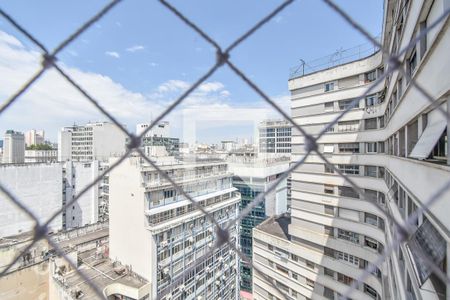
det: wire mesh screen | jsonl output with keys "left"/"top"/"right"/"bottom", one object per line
{"left": 0, "top": 0, "right": 450, "bottom": 299}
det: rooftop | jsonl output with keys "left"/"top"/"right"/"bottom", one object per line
{"left": 289, "top": 38, "right": 380, "bottom": 80}
{"left": 256, "top": 214, "right": 291, "bottom": 240}
{"left": 53, "top": 247, "right": 149, "bottom": 300}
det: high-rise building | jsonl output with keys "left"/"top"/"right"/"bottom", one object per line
{"left": 109, "top": 156, "right": 240, "bottom": 300}
{"left": 253, "top": 1, "right": 450, "bottom": 299}
{"left": 2, "top": 130, "right": 25, "bottom": 164}
{"left": 58, "top": 121, "right": 127, "bottom": 162}
{"left": 227, "top": 157, "right": 289, "bottom": 294}
{"left": 258, "top": 120, "right": 292, "bottom": 154}
{"left": 24, "top": 129, "right": 45, "bottom": 147}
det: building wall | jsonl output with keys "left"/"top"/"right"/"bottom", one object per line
{"left": 0, "top": 164, "right": 63, "bottom": 237}
{"left": 109, "top": 158, "right": 153, "bottom": 281}
{"left": 57, "top": 129, "right": 72, "bottom": 162}
{"left": 2, "top": 132, "right": 25, "bottom": 164}
{"left": 92, "top": 123, "right": 127, "bottom": 160}
{"left": 64, "top": 161, "right": 100, "bottom": 230}
{"left": 277, "top": 1, "right": 450, "bottom": 299}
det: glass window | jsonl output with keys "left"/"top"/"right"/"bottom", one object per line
{"left": 364, "top": 118, "right": 378, "bottom": 130}
{"left": 324, "top": 287, "right": 334, "bottom": 300}
{"left": 324, "top": 102, "right": 334, "bottom": 112}
{"left": 408, "top": 50, "right": 417, "bottom": 76}
{"left": 365, "top": 166, "right": 378, "bottom": 177}
{"left": 339, "top": 143, "right": 360, "bottom": 153}
{"left": 339, "top": 99, "right": 358, "bottom": 110}
{"left": 338, "top": 164, "right": 360, "bottom": 175}
{"left": 365, "top": 236, "right": 379, "bottom": 250}
{"left": 365, "top": 213, "right": 378, "bottom": 226}
{"left": 306, "top": 260, "right": 315, "bottom": 269}
{"left": 324, "top": 205, "right": 334, "bottom": 215}
{"left": 338, "top": 273, "right": 354, "bottom": 285}
{"left": 337, "top": 120, "right": 360, "bottom": 132}
{"left": 365, "top": 94, "right": 379, "bottom": 106}
{"left": 324, "top": 184, "right": 334, "bottom": 194}
{"left": 306, "top": 278, "right": 315, "bottom": 288}
{"left": 366, "top": 142, "right": 378, "bottom": 153}
{"left": 365, "top": 70, "right": 376, "bottom": 82}
{"left": 364, "top": 284, "right": 378, "bottom": 299}
{"left": 338, "top": 229, "right": 360, "bottom": 244}
{"left": 339, "top": 186, "right": 359, "bottom": 198}
{"left": 324, "top": 82, "right": 335, "bottom": 92}
{"left": 324, "top": 163, "right": 335, "bottom": 173}
{"left": 324, "top": 267, "right": 334, "bottom": 277}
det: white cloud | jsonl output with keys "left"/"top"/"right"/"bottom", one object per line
{"left": 67, "top": 50, "right": 78, "bottom": 57}
{"left": 0, "top": 30, "right": 287, "bottom": 143}
{"left": 105, "top": 51, "right": 120, "bottom": 58}
{"left": 126, "top": 45, "right": 145, "bottom": 53}
{"left": 116, "top": 21, "right": 122, "bottom": 28}
{"left": 149, "top": 62, "right": 158, "bottom": 67}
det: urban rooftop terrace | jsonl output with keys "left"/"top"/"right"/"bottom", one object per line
{"left": 289, "top": 38, "right": 380, "bottom": 80}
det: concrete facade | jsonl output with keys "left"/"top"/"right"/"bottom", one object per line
{"left": 58, "top": 122, "right": 127, "bottom": 162}
{"left": 253, "top": 1, "right": 450, "bottom": 300}
{"left": 2, "top": 130, "right": 25, "bottom": 164}
{"left": 109, "top": 156, "right": 240, "bottom": 300}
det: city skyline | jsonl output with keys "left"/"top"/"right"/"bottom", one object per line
{"left": 0, "top": 0, "right": 382, "bottom": 143}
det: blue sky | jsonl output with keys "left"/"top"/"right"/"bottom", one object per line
{"left": 0, "top": 0, "right": 383, "bottom": 144}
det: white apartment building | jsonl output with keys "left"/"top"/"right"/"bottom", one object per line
{"left": 109, "top": 156, "right": 240, "bottom": 300}
{"left": 24, "top": 149, "right": 58, "bottom": 163}
{"left": 0, "top": 161, "right": 105, "bottom": 237}
{"left": 259, "top": 120, "right": 292, "bottom": 154}
{"left": 24, "top": 129, "right": 44, "bottom": 147}
{"left": 2, "top": 130, "right": 25, "bottom": 164}
{"left": 253, "top": 1, "right": 450, "bottom": 300}
{"left": 58, "top": 122, "right": 127, "bottom": 162}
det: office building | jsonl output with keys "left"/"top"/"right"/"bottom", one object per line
{"left": 109, "top": 156, "right": 240, "bottom": 300}
{"left": 228, "top": 157, "right": 289, "bottom": 294}
{"left": 258, "top": 120, "right": 292, "bottom": 154}
{"left": 253, "top": 1, "right": 450, "bottom": 299}
{"left": 24, "top": 129, "right": 45, "bottom": 147}
{"left": 58, "top": 122, "right": 127, "bottom": 162}
{"left": 137, "top": 121, "right": 180, "bottom": 157}
{"left": 2, "top": 130, "right": 25, "bottom": 164}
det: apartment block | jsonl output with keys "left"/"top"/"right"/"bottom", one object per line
{"left": 109, "top": 156, "right": 240, "bottom": 300}
{"left": 24, "top": 149, "right": 58, "bottom": 163}
{"left": 228, "top": 157, "right": 289, "bottom": 293}
{"left": 2, "top": 130, "right": 25, "bottom": 164}
{"left": 24, "top": 129, "right": 45, "bottom": 147}
{"left": 259, "top": 120, "right": 292, "bottom": 154}
{"left": 253, "top": 0, "right": 450, "bottom": 299}
{"left": 137, "top": 121, "right": 180, "bottom": 157}
{"left": 58, "top": 121, "right": 127, "bottom": 162}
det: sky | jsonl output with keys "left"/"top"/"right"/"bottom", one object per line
{"left": 0, "top": 0, "right": 383, "bottom": 144}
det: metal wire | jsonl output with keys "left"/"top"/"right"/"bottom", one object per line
{"left": 0, "top": 0, "right": 449, "bottom": 299}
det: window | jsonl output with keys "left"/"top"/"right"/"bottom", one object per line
{"left": 324, "top": 247, "right": 334, "bottom": 257}
{"left": 324, "top": 102, "right": 334, "bottom": 112}
{"left": 337, "top": 120, "right": 360, "bottom": 132}
{"left": 365, "top": 166, "right": 377, "bottom": 177}
{"left": 338, "top": 143, "right": 360, "bottom": 153}
{"left": 164, "top": 190, "right": 174, "bottom": 199}
{"left": 324, "top": 163, "right": 334, "bottom": 173}
{"left": 338, "top": 229, "right": 360, "bottom": 244}
{"left": 324, "top": 184, "right": 334, "bottom": 195}
{"left": 324, "top": 225, "right": 334, "bottom": 237}
{"left": 364, "top": 284, "right": 378, "bottom": 299}
{"left": 324, "top": 82, "right": 335, "bottom": 92}
{"left": 364, "top": 189, "right": 378, "bottom": 202}
{"left": 366, "top": 142, "right": 377, "bottom": 153}
{"left": 408, "top": 50, "right": 417, "bottom": 76}
{"left": 305, "top": 260, "right": 315, "bottom": 269}
{"left": 338, "top": 273, "right": 354, "bottom": 285}
{"left": 364, "top": 118, "right": 377, "bottom": 130}
{"left": 324, "top": 267, "right": 334, "bottom": 277}
{"left": 339, "top": 99, "right": 357, "bottom": 110}
{"left": 323, "top": 287, "right": 334, "bottom": 300}
{"left": 365, "top": 70, "right": 376, "bottom": 82}
{"left": 365, "top": 213, "right": 378, "bottom": 226}
{"left": 337, "top": 251, "right": 360, "bottom": 266}
{"left": 365, "top": 94, "right": 379, "bottom": 106}
{"left": 292, "top": 273, "right": 298, "bottom": 280}
{"left": 299, "top": 279, "right": 312, "bottom": 291}
{"left": 323, "top": 144, "right": 335, "bottom": 153}
{"left": 364, "top": 236, "right": 379, "bottom": 250}
{"left": 291, "top": 254, "right": 299, "bottom": 262}
{"left": 324, "top": 205, "right": 334, "bottom": 215}
{"left": 339, "top": 186, "right": 359, "bottom": 199}
{"left": 338, "top": 164, "right": 359, "bottom": 175}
